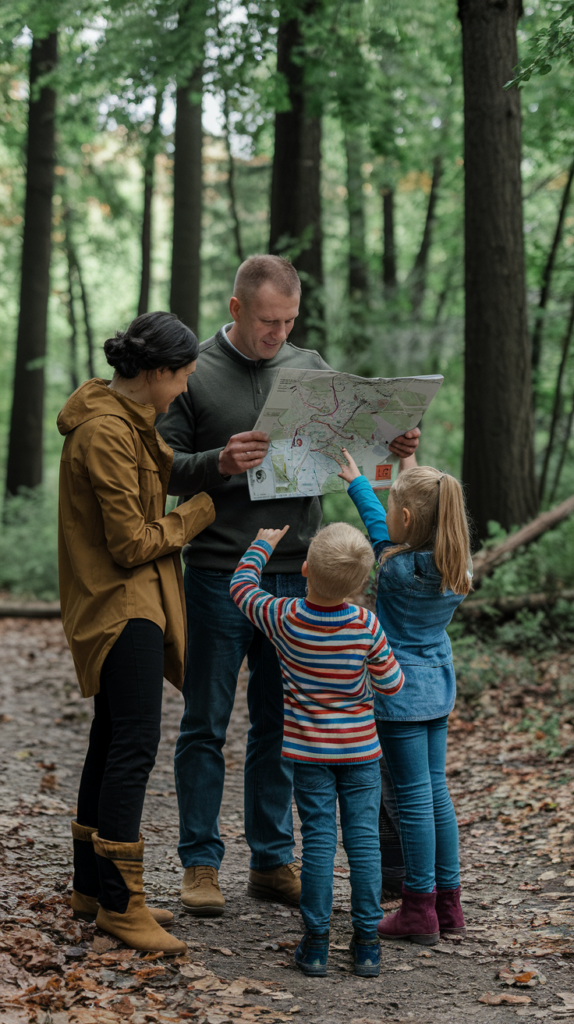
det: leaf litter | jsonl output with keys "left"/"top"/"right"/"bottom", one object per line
{"left": 1, "top": 620, "right": 574, "bottom": 1022}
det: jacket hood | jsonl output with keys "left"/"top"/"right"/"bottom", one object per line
{"left": 57, "top": 378, "right": 157, "bottom": 436}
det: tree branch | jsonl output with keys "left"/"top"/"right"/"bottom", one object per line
{"left": 472, "top": 494, "right": 574, "bottom": 584}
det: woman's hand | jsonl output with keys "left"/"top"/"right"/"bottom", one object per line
{"left": 337, "top": 447, "right": 362, "bottom": 483}
{"left": 255, "top": 525, "right": 290, "bottom": 550}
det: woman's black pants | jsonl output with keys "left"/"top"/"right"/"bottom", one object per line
{"left": 76, "top": 618, "right": 164, "bottom": 844}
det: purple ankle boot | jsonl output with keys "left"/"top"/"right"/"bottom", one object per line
{"left": 377, "top": 884, "right": 440, "bottom": 946}
{"left": 436, "top": 886, "right": 466, "bottom": 938}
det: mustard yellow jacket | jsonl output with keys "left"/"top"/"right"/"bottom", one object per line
{"left": 57, "top": 379, "right": 215, "bottom": 697}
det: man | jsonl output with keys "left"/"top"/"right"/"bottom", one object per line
{"left": 158, "top": 255, "right": 419, "bottom": 916}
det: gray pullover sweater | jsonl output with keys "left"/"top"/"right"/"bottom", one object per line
{"left": 157, "top": 327, "right": 330, "bottom": 574}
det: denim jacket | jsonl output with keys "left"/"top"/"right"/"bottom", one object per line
{"left": 347, "top": 475, "right": 465, "bottom": 722}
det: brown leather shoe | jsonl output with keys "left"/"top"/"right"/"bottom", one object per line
{"left": 181, "top": 866, "right": 225, "bottom": 917}
{"left": 247, "top": 861, "right": 301, "bottom": 906}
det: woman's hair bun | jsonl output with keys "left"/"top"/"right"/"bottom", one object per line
{"left": 103, "top": 331, "right": 144, "bottom": 379}
{"left": 103, "top": 312, "right": 199, "bottom": 380}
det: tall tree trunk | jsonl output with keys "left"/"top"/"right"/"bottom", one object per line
{"left": 170, "top": 64, "right": 203, "bottom": 334}
{"left": 224, "top": 96, "right": 245, "bottom": 265}
{"left": 137, "top": 91, "right": 163, "bottom": 317}
{"left": 459, "top": 0, "right": 537, "bottom": 541}
{"left": 64, "top": 206, "right": 94, "bottom": 380}
{"left": 538, "top": 294, "right": 574, "bottom": 502}
{"left": 75, "top": 249, "right": 95, "bottom": 379}
{"left": 65, "top": 246, "right": 79, "bottom": 394}
{"left": 550, "top": 385, "right": 574, "bottom": 502}
{"left": 5, "top": 33, "right": 57, "bottom": 496}
{"left": 344, "top": 126, "right": 368, "bottom": 301}
{"left": 531, "top": 158, "right": 574, "bottom": 396}
{"left": 428, "top": 261, "right": 456, "bottom": 373}
{"left": 269, "top": 4, "right": 324, "bottom": 350}
{"left": 408, "top": 155, "right": 442, "bottom": 318}
{"left": 381, "top": 186, "right": 397, "bottom": 296}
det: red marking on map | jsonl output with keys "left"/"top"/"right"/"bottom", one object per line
{"left": 375, "top": 464, "right": 393, "bottom": 481}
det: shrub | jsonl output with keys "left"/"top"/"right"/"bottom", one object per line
{"left": 0, "top": 487, "right": 59, "bottom": 601}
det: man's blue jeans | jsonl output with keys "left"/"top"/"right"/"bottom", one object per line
{"left": 174, "top": 566, "right": 305, "bottom": 871}
{"left": 376, "top": 716, "right": 460, "bottom": 893}
{"left": 293, "top": 760, "right": 382, "bottom": 939}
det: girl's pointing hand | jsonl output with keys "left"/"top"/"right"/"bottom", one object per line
{"left": 337, "top": 447, "right": 361, "bottom": 483}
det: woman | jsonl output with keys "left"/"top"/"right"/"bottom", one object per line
{"left": 58, "top": 311, "right": 215, "bottom": 954}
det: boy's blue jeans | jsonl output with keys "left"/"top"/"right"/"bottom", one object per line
{"left": 293, "top": 760, "right": 382, "bottom": 938}
{"left": 376, "top": 716, "right": 460, "bottom": 893}
{"left": 175, "top": 566, "right": 305, "bottom": 870}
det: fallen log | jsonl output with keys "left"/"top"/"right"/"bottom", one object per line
{"left": 457, "top": 588, "right": 574, "bottom": 620}
{"left": 472, "top": 494, "right": 574, "bottom": 584}
{"left": 0, "top": 600, "right": 61, "bottom": 618}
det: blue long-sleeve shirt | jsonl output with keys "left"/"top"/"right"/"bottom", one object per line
{"left": 347, "top": 475, "right": 466, "bottom": 721}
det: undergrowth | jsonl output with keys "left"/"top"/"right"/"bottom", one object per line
{"left": 0, "top": 487, "right": 59, "bottom": 601}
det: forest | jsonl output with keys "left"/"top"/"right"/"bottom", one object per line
{"left": 1, "top": 0, "right": 574, "bottom": 645}
{"left": 3, "top": 5, "right": 574, "bottom": 1022}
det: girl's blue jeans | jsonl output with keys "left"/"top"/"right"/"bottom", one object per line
{"left": 376, "top": 716, "right": 460, "bottom": 893}
{"left": 293, "top": 760, "right": 382, "bottom": 939}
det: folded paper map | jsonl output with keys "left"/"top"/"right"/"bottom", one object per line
{"left": 248, "top": 369, "right": 443, "bottom": 501}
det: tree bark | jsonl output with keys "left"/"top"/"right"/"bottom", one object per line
{"left": 137, "top": 91, "right": 163, "bottom": 317}
{"left": 5, "top": 33, "right": 57, "bottom": 496}
{"left": 550, "top": 385, "right": 574, "bottom": 502}
{"left": 381, "top": 186, "right": 397, "bottom": 296}
{"left": 269, "top": 5, "right": 324, "bottom": 350}
{"left": 67, "top": 234, "right": 95, "bottom": 380}
{"left": 538, "top": 295, "right": 574, "bottom": 502}
{"left": 531, "top": 158, "right": 574, "bottom": 394}
{"left": 224, "top": 96, "right": 245, "bottom": 265}
{"left": 408, "top": 155, "right": 442, "bottom": 318}
{"left": 65, "top": 247, "right": 79, "bottom": 394}
{"left": 459, "top": 0, "right": 537, "bottom": 541}
{"left": 345, "top": 126, "right": 368, "bottom": 301}
{"left": 170, "top": 64, "right": 203, "bottom": 334}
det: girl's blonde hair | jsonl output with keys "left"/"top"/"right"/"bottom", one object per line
{"left": 381, "top": 466, "right": 471, "bottom": 596}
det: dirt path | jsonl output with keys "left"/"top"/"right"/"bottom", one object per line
{"left": 1, "top": 619, "right": 574, "bottom": 1024}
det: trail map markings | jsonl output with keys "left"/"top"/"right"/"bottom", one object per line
{"left": 248, "top": 370, "right": 443, "bottom": 500}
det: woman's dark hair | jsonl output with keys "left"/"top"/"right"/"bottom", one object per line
{"left": 103, "top": 311, "right": 199, "bottom": 379}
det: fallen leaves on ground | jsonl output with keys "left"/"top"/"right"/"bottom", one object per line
{"left": 479, "top": 991, "right": 532, "bottom": 1005}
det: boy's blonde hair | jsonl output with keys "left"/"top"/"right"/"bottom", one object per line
{"left": 307, "top": 522, "right": 374, "bottom": 600}
{"left": 382, "top": 466, "right": 471, "bottom": 596}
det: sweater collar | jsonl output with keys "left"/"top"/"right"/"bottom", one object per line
{"left": 304, "top": 599, "right": 349, "bottom": 613}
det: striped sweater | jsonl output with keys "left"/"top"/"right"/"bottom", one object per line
{"left": 230, "top": 540, "right": 404, "bottom": 764}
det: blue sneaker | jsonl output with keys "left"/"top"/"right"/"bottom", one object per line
{"left": 350, "top": 934, "right": 381, "bottom": 977}
{"left": 294, "top": 931, "right": 329, "bottom": 976}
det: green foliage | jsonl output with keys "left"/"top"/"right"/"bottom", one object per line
{"left": 0, "top": 488, "right": 59, "bottom": 600}
{"left": 479, "top": 515, "right": 574, "bottom": 597}
{"left": 508, "top": 1, "right": 574, "bottom": 87}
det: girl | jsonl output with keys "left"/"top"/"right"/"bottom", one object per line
{"left": 58, "top": 312, "right": 215, "bottom": 953}
{"left": 338, "top": 449, "right": 471, "bottom": 945}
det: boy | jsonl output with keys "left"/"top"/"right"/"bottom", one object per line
{"left": 230, "top": 522, "right": 404, "bottom": 977}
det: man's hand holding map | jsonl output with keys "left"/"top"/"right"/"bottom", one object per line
{"left": 248, "top": 369, "right": 443, "bottom": 500}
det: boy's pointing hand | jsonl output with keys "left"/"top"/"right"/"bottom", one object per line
{"left": 255, "top": 526, "right": 290, "bottom": 551}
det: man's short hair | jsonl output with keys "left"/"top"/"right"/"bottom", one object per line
{"left": 306, "top": 522, "right": 374, "bottom": 601}
{"left": 233, "top": 255, "right": 301, "bottom": 304}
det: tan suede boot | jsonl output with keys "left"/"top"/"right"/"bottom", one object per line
{"left": 93, "top": 834, "right": 186, "bottom": 954}
{"left": 248, "top": 861, "right": 301, "bottom": 906}
{"left": 70, "top": 821, "right": 174, "bottom": 927}
{"left": 181, "top": 866, "right": 225, "bottom": 916}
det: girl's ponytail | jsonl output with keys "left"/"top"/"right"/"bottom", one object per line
{"left": 434, "top": 475, "right": 471, "bottom": 595}
{"left": 380, "top": 466, "right": 471, "bottom": 596}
